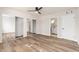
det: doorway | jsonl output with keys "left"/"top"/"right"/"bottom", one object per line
{"left": 27, "top": 19, "right": 31, "bottom": 34}
{"left": 50, "top": 18, "right": 57, "bottom": 37}
{"left": 32, "top": 20, "right": 36, "bottom": 34}
{"left": 15, "top": 17, "right": 23, "bottom": 38}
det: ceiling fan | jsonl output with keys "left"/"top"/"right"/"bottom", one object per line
{"left": 28, "top": 7, "right": 43, "bottom": 14}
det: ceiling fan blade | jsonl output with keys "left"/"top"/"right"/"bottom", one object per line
{"left": 35, "top": 7, "right": 39, "bottom": 11}
{"left": 28, "top": 10, "right": 36, "bottom": 12}
{"left": 38, "top": 7, "right": 43, "bottom": 10}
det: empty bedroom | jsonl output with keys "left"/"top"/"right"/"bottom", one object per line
{"left": 0, "top": 7, "right": 79, "bottom": 52}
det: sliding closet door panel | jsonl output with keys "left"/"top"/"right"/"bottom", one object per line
{"left": 15, "top": 17, "right": 23, "bottom": 37}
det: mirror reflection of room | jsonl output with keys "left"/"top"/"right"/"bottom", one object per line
{"left": 50, "top": 18, "right": 57, "bottom": 37}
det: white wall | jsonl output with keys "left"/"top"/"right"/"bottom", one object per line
{"left": 74, "top": 8, "right": 79, "bottom": 44}
{"left": 1, "top": 7, "right": 31, "bottom": 37}
{"left": 2, "top": 15, "right": 15, "bottom": 33}
{"left": 37, "top": 15, "right": 51, "bottom": 36}
{"left": 27, "top": 14, "right": 39, "bottom": 33}
{"left": 36, "top": 14, "right": 58, "bottom": 36}
{"left": 35, "top": 12, "right": 65, "bottom": 36}
{"left": 0, "top": 14, "right": 2, "bottom": 43}
{"left": 35, "top": 8, "right": 79, "bottom": 44}
{"left": 1, "top": 7, "right": 79, "bottom": 44}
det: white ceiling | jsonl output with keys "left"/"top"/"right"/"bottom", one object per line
{"left": 11, "top": 7, "right": 72, "bottom": 14}
{"left": 41, "top": 7, "right": 71, "bottom": 14}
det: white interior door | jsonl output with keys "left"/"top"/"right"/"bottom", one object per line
{"left": 60, "top": 14, "right": 75, "bottom": 40}
{"left": 15, "top": 17, "right": 23, "bottom": 37}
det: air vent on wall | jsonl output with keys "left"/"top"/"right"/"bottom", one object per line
{"left": 66, "top": 10, "right": 73, "bottom": 14}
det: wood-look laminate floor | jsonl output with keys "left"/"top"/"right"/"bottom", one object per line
{"left": 0, "top": 33, "right": 79, "bottom": 52}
